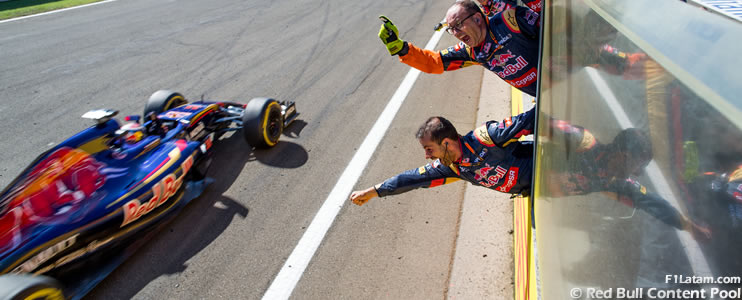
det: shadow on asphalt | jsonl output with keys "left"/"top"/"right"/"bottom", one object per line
{"left": 250, "top": 140, "right": 308, "bottom": 169}
{"left": 283, "top": 119, "right": 307, "bottom": 138}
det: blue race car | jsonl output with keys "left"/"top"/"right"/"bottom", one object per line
{"left": 0, "top": 90, "right": 297, "bottom": 300}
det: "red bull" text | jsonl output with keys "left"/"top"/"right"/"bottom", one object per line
{"left": 121, "top": 155, "right": 194, "bottom": 227}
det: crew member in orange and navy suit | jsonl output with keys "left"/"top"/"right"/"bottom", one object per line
{"left": 379, "top": 0, "right": 540, "bottom": 96}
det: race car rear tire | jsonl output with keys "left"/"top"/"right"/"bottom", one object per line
{"left": 243, "top": 98, "right": 282, "bottom": 148}
{"left": 144, "top": 90, "right": 187, "bottom": 117}
{"left": 0, "top": 274, "right": 64, "bottom": 300}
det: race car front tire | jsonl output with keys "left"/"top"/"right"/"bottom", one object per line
{"left": 0, "top": 274, "right": 64, "bottom": 300}
{"left": 144, "top": 90, "right": 188, "bottom": 117}
{"left": 243, "top": 98, "right": 282, "bottom": 148}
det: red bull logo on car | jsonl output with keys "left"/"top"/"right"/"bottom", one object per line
{"left": 0, "top": 148, "right": 106, "bottom": 250}
{"left": 8, "top": 148, "right": 106, "bottom": 210}
{"left": 121, "top": 154, "right": 194, "bottom": 227}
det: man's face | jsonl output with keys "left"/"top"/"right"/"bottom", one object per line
{"left": 419, "top": 136, "right": 453, "bottom": 165}
{"left": 445, "top": 5, "right": 485, "bottom": 47}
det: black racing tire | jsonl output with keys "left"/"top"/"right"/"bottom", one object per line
{"left": 144, "top": 90, "right": 187, "bottom": 117}
{"left": 0, "top": 274, "right": 64, "bottom": 300}
{"left": 242, "top": 98, "right": 283, "bottom": 148}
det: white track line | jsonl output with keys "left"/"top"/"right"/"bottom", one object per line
{"left": 262, "top": 30, "right": 445, "bottom": 300}
{"left": 0, "top": 0, "right": 117, "bottom": 24}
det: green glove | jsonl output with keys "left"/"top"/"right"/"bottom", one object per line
{"left": 378, "top": 15, "right": 405, "bottom": 56}
{"left": 683, "top": 141, "right": 699, "bottom": 183}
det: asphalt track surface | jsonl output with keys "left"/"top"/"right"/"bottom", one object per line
{"left": 0, "top": 0, "right": 487, "bottom": 298}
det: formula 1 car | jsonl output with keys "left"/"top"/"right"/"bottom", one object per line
{"left": 0, "top": 90, "right": 297, "bottom": 299}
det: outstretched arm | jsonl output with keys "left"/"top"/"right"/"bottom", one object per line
{"left": 350, "top": 186, "right": 379, "bottom": 206}
{"left": 399, "top": 42, "right": 480, "bottom": 74}
{"left": 350, "top": 161, "right": 460, "bottom": 206}
{"left": 614, "top": 178, "right": 711, "bottom": 239}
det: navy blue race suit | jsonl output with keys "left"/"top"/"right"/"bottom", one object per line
{"left": 399, "top": 6, "right": 541, "bottom": 97}
{"left": 376, "top": 108, "right": 535, "bottom": 197}
{"left": 479, "top": 0, "right": 542, "bottom": 16}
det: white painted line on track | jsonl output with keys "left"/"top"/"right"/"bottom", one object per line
{"left": 586, "top": 67, "right": 712, "bottom": 277}
{"left": 262, "top": 30, "right": 445, "bottom": 300}
{"left": 0, "top": 0, "right": 117, "bottom": 24}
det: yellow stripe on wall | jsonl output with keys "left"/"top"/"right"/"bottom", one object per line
{"left": 511, "top": 87, "right": 533, "bottom": 300}
{"left": 512, "top": 87, "right": 524, "bottom": 116}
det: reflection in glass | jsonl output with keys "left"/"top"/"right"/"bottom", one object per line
{"left": 535, "top": 0, "right": 742, "bottom": 296}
